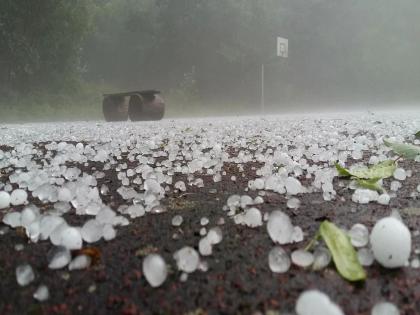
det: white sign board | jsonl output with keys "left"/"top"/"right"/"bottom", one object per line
{"left": 277, "top": 37, "right": 288, "bottom": 58}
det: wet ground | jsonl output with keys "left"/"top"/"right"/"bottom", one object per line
{"left": 0, "top": 115, "right": 420, "bottom": 315}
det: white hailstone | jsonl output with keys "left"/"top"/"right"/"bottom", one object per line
{"left": 200, "top": 217, "right": 209, "bottom": 226}
{"left": 10, "top": 189, "right": 28, "bottom": 206}
{"left": 173, "top": 246, "right": 200, "bottom": 273}
{"left": 377, "top": 194, "right": 390, "bottom": 205}
{"left": 96, "top": 207, "right": 116, "bottom": 225}
{"left": 267, "top": 210, "right": 294, "bottom": 244}
{"left": 254, "top": 196, "right": 264, "bottom": 204}
{"left": 370, "top": 217, "right": 411, "bottom": 268}
{"left": 81, "top": 219, "right": 103, "bottom": 243}
{"left": 357, "top": 248, "right": 375, "bottom": 266}
{"left": 417, "top": 184, "right": 420, "bottom": 193}
{"left": 296, "top": 290, "right": 344, "bottom": 315}
{"left": 16, "top": 264, "right": 35, "bottom": 286}
{"left": 2, "top": 211, "right": 22, "bottom": 228}
{"left": 198, "top": 260, "right": 209, "bottom": 272}
{"left": 200, "top": 227, "right": 207, "bottom": 236}
{"left": 206, "top": 227, "right": 223, "bottom": 245}
{"left": 213, "top": 173, "right": 222, "bottom": 183}
{"left": 240, "top": 195, "right": 254, "bottom": 209}
{"left": 124, "top": 205, "right": 145, "bottom": 218}
{"left": 26, "top": 220, "right": 41, "bottom": 242}
{"left": 174, "top": 181, "right": 186, "bottom": 192}
{"left": 242, "top": 207, "right": 263, "bottom": 227}
{"left": 227, "top": 194, "right": 241, "bottom": 209}
{"left": 100, "top": 184, "right": 109, "bottom": 195}
{"left": 390, "top": 181, "right": 402, "bottom": 192}
{"left": 292, "top": 226, "right": 304, "bottom": 243}
{"left": 102, "top": 224, "right": 116, "bottom": 241}
{"left": 171, "top": 215, "right": 183, "bottom": 227}
{"left": 180, "top": 272, "right": 188, "bottom": 282}
{"left": 393, "top": 168, "right": 406, "bottom": 181}
{"left": 57, "top": 187, "right": 72, "bottom": 202}
{"left": 291, "top": 250, "right": 314, "bottom": 268}
{"left": 0, "top": 191, "right": 11, "bottom": 209}
{"left": 199, "top": 237, "right": 213, "bottom": 256}
{"left": 33, "top": 284, "right": 49, "bottom": 302}
{"left": 371, "top": 302, "right": 400, "bottom": 315}
{"left": 48, "top": 246, "right": 72, "bottom": 269}
{"left": 253, "top": 178, "right": 265, "bottom": 190}
{"left": 348, "top": 223, "right": 369, "bottom": 248}
{"left": 39, "top": 215, "right": 65, "bottom": 240}
{"left": 21, "top": 207, "right": 38, "bottom": 228}
{"left": 268, "top": 246, "right": 291, "bottom": 273}
{"left": 312, "top": 247, "right": 332, "bottom": 271}
{"left": 285, "top": 177, "right": 302, "bottom": 195}
{"left": 150, "top": 205, "right": 167, "bottom": 214}
{"left": 60, "top": 227, "right": 83, "bottom": 250}
{"left": 50, "top": 223, "right": 69, "bottom": 246}
{"left": 231, "top": 176, "right": 236, "bottom": 181}
{"left": 143, "top": 254, "right": 167, "bottom": 287}
{"left": 352, "top": 189, "right": 379, "bottom": 204}
{"left": 287, "top": 198, "right": 301, "bottom": 209}
{"left": 69, "top": 255, "right": 92, "bottom": 271}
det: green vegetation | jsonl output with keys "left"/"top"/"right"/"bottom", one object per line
{"left": 319, "top": 221, "right": 366, "bottom": 282}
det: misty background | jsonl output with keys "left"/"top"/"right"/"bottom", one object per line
{"left": 1, "top": 0, "right": 419, "bottom": 121}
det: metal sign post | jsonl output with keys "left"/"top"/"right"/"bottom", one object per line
{"left": 260, "top": 36, "right": 288, "bottom": 115}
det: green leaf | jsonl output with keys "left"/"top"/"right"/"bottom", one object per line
{"left": 335, "top": 163, "right": 352, "bottom": 177}
{"left": 384, "top": 139, "right": 420, "bottom": 160}
{"left": 319, "top": 221, "right": 366, "bottom": 282}
{"left": 415, "top": 131, "right": 420, "bottom": 140}
{"left": 356, "top": 178, "right": 384, "bottom": 193}
{"left": 335, "top": 160, "right": 396, "bottom": 180}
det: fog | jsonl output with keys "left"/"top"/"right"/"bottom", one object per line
{"left": 1, "top": 0, "right": 420, "bottom": 121}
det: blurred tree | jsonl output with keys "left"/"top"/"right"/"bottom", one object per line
{"left": 0, "top": 0, "right": 92, "bottom": 94}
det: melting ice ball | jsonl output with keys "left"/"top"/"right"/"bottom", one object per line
{"left": 0, "top": 191, "right": 11, "bottom": 209}
{"left": 142, "top": 254, "right": 168, "bottom": 287}
{"left": 295, "top": 290, "right": 344, "bottom": 315}
{"left": 370, "top": 217, "right": 411, "bottom": 268}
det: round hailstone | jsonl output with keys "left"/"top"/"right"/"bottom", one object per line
{"left": 199, "top": 237, "right": 213, "bottom": 256}
{"left": 60, "top": 227, "right": 83, "bottom": 250}
{"left": 348, "top": 223, "right": 369, "bottom": 248}
{"left": 295, "top": 290, "right": 344, "bottom": 315}
{"left": 371, "top": 302, "right": 400, "bottom": 315}
{"left": 2, "top": 212, "right": 22, "bottom": 228}
{"left": 125, "top": 205, "right": 145, "bottom": 218}
{"left": 242, "top": 207, "right": 263, "bottom": 227}
{"left": 33, "top": 284, "right": 49, "bottom": 302}
{"left": 285, "top": 177, "right": 302, "bottom": 195}
{"left": 253, "top": 178, "right": 265, "bottom": 190}
{"left": 0, "top": 191, "right": 11, "bottom": 209}
{"left": 417, "top": 184, "right": 420, "bottom": 193}
{"left": 48, "top": 246, "right": 71, "bottom": 269}
{"left": 287, "top": 198, "right": 301, "bottom": 209}
{"left": 69, "top": 255, "right": 92, "bottom": 271}
{"left": 393, "top": 168, "right": 406, "bottom": 181}
{"left": 291, "top": 250, "right": 314, "bottom": 268}
{"left": 21, "top": 207, "right": 38, "bottom": 228}
{"left": 173, "top": 246, "right": 200, "bottom": 273}
{"left": 352, "top": 189, "right": 379, "bottom": 204}
{"left": 103, "top": 224, "right": 116, "bottom": 241}
{"left": 377, "top": 194, "right": 390, "bottom": 205}
{"left": 206, "top": 227, "right": 223, "bottom": 245}
{"left": 370, "top": 217, "right": 411, "bottom": 268}
{"left": 357, "top": 248, "right": 375, "bottom": 266}
{"left": 174, "top": 181, "right": 186, "bottom": 192}
{"left": 16, "top": 264, "right": 35, "bottom": 286}
{"left": 10, "top": 189, "right": 28, "bottom": 206}
{"left": 268, "top": 246, "right": 291, "bottom": 273}
{"left": 267, "top": 210, "right": 294, "bottom": 244}
{"left": 81, "top": 219, "right": 103, "bottom": 243}
{"left": 312, "top": 247, "right": 332, "bottom": 271}
{"left": 200, "top": 217, "right": 209, "bottom": 226}
{"left": 171, "top": 215, "right": 183, "bottom": 227}
{"left": 50, "top": 223, "right": 69, "bottom": 246}
{"left": 143, "top": 254, "right": 168, "bottom": 287}
{"left": 57, "top": 187, "right": 72, "bottom": 202}
{"left": 39, "top": 216, "right": 65, "bottom": 240}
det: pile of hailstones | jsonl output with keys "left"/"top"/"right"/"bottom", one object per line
{"left": 0, "top": 185, "right": 414, "bottom": 314}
